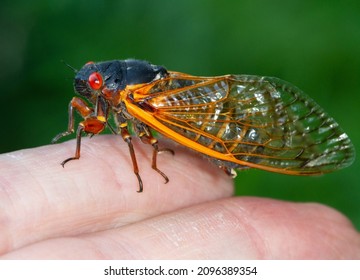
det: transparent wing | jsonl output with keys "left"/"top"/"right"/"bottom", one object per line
{"left": 142, "top": 73, "right": 355, "bottom": 174}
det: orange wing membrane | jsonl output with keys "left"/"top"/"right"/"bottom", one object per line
{"left": 53, "top": 60, "right": 355, "bottom": 191}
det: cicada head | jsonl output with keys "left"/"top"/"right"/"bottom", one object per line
{"left": 73, "top": 61, "right": 105, "bottom": 103}
{"left": 74, "top": 60, "right": 168, "bottom": 105}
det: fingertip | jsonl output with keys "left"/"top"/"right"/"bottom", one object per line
{"left": 225, "top": 197, "right": 360, "bottom": 259}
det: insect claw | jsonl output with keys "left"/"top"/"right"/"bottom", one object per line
{"left": 51, "top": 132, "right": 70, "bottom": 144}
{"left": 61, "top": 157, "right": 78, "bottom": 167}
{"left": 136, "top": 173, "right": 144, "bottom": 192}
{"left": 155, "top": 168, "right": 170, "bottom": 184}
{"left": 151, "top": 143, "right": 171, "bottom": 183}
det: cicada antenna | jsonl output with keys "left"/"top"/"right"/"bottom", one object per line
{"left": 61, "top": 60, "right": 78, "bottom": 73}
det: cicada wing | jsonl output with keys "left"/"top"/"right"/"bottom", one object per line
{"left": 144, "top": 73, "right": 355, "bottom": 174}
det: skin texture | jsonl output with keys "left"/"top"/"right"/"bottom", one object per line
{"left": 0, "top": 135, "right": 359, "bottom": 259}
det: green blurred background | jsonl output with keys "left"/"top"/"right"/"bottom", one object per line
{"left": 1, "top": 0, "right": 359, "bottom": 229}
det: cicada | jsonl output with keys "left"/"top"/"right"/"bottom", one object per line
{"left": 52, "top": 59, "right": 355, "bottom": 192}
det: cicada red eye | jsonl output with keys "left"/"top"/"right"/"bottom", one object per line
{"left": 88, "top": 72, "right": 103, "bottom": 90}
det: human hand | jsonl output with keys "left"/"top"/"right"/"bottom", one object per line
{"left": 1, "top": 135, "right": 359, "bottom": 259}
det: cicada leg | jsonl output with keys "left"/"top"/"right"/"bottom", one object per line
{"left": 60, "top": 117, "right": 106, "bottom": 166}
{"left": 119, "top": 125, "right": 143, "bottom": 192}
{"left": 60, "top": 125, "right": 84, "bottom": 166}
{"left": 52, "top": 97, "right": 93, "bottom": 143}
{"left": 116, "top": 116, "right": 174, "bottom": 192}
{"left": 53, "top": 96, "right": 106, "bottom": 166}
{"left": 136, "top": 124, "right": 174, "bottom": 184}
{"left": 150, "top": 142, "right": 171, "bottom": 183}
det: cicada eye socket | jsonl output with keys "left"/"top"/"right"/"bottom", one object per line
{"left": 88, "top": 72, "right": 103, "bottom": 90}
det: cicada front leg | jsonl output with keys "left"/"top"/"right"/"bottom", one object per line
{"left": 52, "top": 97, "right": 106, "bottom": 166}
{"left": 52, "top": 97, "right": 93, "bottom": 143}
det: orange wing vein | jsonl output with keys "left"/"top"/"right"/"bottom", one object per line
{"left": 126, "top": 72, "right": 355, "bottom": 175}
